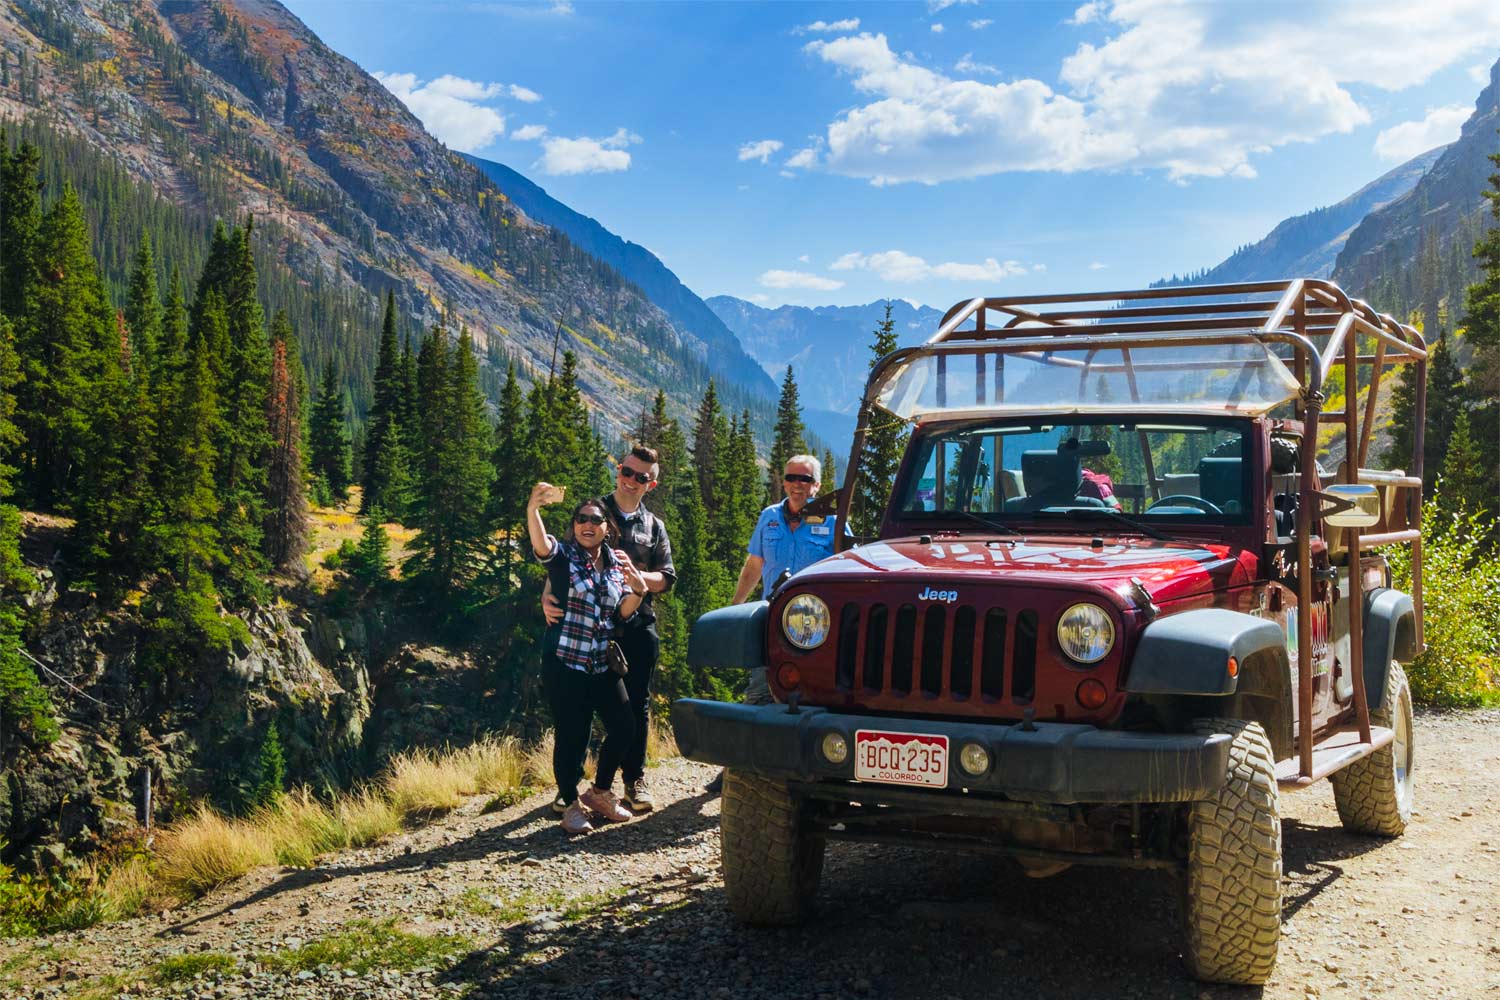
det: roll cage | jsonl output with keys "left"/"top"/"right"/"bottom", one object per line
{"left": 831, "top": 279, "right": 1427, "bottom": 782}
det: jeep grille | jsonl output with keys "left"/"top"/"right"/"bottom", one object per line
{"left": 834, "top": 601, "right": 1039, "bottom": 704}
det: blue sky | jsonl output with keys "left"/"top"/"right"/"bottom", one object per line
{"left": 284, "top": 1, "right": 1499, "bottom": 311}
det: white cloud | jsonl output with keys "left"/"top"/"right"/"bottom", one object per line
{"left": 797, "top": 18, "right": 860, "bottom": 34}
{"left": 1031, "top": 264, "right": 1046, "bottom": 273}
{"left": 759, "top": 269, "right": 845, "bottom": 291}
{"left": 508, "top": 84, "right": 542, "bottom": 103}
{"left": 1374, "top": 104, "right": 1470, "bottom": 161}
{"left": 931, "top": 23, "right": 946, "bottom": 34}
{"left": 536, "top": 128, "right": 641, "bottom": 175}
{"left": 797, "top": 254, "right": 810, "bottom": 263}
{"left": 928, "top": 0, "right": 977, "bottom": 11}
{"left": 969, "top": 18, "right": 993, "bottom": 29}
{"left": 1089, "top": 261, "right": 1108, "bottom": 270}
{"left": 374, "top": 71, "right": 508, "bottom": 152}
{"left": 511, "top": 124, "right": 548, "bottom": 141}
{"left": 955, "top": 53, "right": 1000, "bottom": 76}
{"left": 749, "top": 293, "right": 772, "bottom": 303}
{"left": 738, "top": 139, "right": 784, "bottom": 163}
{"left": 1067, "top": 1, "right": 1107, "bottom": 26}
{"left": 785, "top": 146, "right": 820, "bottom": 169}
{"left": 1470, "top": 62, "right": 1492, "bottom": 83}
{"left": 832, "top": 250, "right": 1028, "bottom": 282}
{"left": 802, "top": 5, "right": 1500, "bottom": 185}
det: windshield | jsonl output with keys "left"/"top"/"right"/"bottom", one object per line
{"left": 898, "top": 418, "right": 1253, "bottom": 524}
{"left": 873, "top": 342, "right": 1299, "bottom": 421}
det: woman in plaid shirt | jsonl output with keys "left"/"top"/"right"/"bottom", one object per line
{"left": 527, "top": 482, "right": 648, "bottom": 834}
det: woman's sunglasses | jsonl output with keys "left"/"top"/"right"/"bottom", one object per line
{"left": 783, "top": 473, "right": 816, "bottom": 484}
{"left": 574, "top": 513, "right": 607, "bottom": 526}
{"left": 617, "top": 467, "right": 652, "bottom": 485}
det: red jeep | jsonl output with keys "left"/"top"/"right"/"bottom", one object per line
{"left": 672, "top": 280, "right": 1427, "bottom": 985}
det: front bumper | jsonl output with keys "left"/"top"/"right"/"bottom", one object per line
{"left": 671, "top": 700, "right": 1231, "bottom": 804}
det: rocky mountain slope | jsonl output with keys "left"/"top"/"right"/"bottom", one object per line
{"left": 0, "top": 0, "right": 769, "bottom": 435}
{"left": 707, "top": 296, "right": 945, "bottom": 444}
{"left": 1334, "top": 58, "right": 1500, "bottom": 296}
{"left": 1162, "top": 146, "right": 1445, "bottom": 285}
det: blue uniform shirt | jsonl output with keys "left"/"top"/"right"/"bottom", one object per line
{"left": 747, "top": 500, "right": 849, "bottom": 596}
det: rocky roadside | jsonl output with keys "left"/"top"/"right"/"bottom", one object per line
{"left": 2, "top": 707, "right": 1497, "bottom": 1000}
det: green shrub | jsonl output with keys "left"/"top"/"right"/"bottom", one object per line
{"left": 1388, "top": 496, "right": 1500, "bottom": 706}
{"left": 322, "top": 538, "right": 357, "bottom": 570}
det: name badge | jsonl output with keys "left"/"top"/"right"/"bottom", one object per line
{"left": 810, "top": 525, "right": 831, "bottom": 536}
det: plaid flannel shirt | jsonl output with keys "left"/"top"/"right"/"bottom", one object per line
{"left": 543, "top": 538, "right": 625, "bottom": 674}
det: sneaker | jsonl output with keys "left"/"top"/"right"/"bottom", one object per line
{"left": 704, "top": 769, "right": 725, "bottom": 796}
{"left": 579, "top": 785, "right": 632, "bottom": 823}
{"left": 551, "top": 794, "right": 569, "bottom": 815}
{"left": 560, "top": 800, "right": 594, "bottom": 835}
{"left": 622, "top": 779, "right": 655, "bottom": 814}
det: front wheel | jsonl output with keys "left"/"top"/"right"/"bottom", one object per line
{"left": 1181, "top": 718, "right": 1282, "bottom": 985}
{"left": 1329, "top": 661, "right": 1414, "bottom": 836}
{"left": 720, "top": 769, "right": 825, "bottom": 924}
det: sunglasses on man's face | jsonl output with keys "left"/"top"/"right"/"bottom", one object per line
{"left": 617, "top": 467, "right": 652, "bottom": 485}
{"left": 783, "top": 473, "right": 816, "bottom": 484}
{"left": 574, "top": 513, "right": 607, "bottom": 526}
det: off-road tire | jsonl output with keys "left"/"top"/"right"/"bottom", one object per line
{"left": 1181, "top": 718, "right": 1282, "bottom": 985}
{"left": 720, "top": 769, "right": 824, "bottom": 924}
{"left": 1329, "top": 661, "right": 1414, "bottom": 836}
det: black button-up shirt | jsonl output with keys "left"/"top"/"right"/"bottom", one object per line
{"left": 602, "top": 493, "right": 676, "bottom": 619}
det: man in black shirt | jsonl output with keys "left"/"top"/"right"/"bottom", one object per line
{"left": 544, "top": 445, "right": 675, "bottom": 812}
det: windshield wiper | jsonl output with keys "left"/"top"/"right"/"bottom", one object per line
{"left": 924, "top": 509, "right": 1021, "bottom": 536}
{"left": 1057, "top": 506, "right": 1169, "bottom": 541}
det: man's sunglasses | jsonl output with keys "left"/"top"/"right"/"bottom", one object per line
{"left": 617, "top": 467, "right": 653, "bottom": 485}
{"left": 783, "top": 473, "right": 816, "bottom": 484}
{"left": 574, "top": 513, "right": 607, "bottom": 526}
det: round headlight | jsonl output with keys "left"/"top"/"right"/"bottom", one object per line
{"left": 1057, "top": 603, "right": 1115, "bottom": 663}
{"left": 782, "top": 594, "right": 831, "bottom": 649}
{"left": 959, "top": 742, "right": 990, "bottom": 777}
{"left": 821, "top": 732, "right": 849, "bottom": 764}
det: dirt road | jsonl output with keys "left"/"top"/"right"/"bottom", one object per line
{"left": 4, "top": 707, "right": 1497, "bottom": 999}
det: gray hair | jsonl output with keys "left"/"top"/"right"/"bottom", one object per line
{"left": 785, "top": 454, "right": 821, "bottom": 482}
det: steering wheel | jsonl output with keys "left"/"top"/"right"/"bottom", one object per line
{"left": 1146, "top": 494, "right": 1223, "bottom": 514}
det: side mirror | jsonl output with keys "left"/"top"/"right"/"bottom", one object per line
{"left": 1321, "top": 484, "right": 1380, "bottom": 528}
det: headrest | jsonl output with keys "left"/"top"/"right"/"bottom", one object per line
{"left": 1022, "top": 450, "right": 1082, "bottom": 499}
{"left": 1198, "top": 456, "right": 1242, "bottom": 505}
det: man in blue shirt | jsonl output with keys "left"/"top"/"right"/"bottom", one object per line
{"left": 706, "top": 454, "right": 846, "bottom": 794}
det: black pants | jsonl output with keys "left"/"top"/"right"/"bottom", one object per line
{"left": 614, "top": 618, "right": 659, "bottom": 784}
{"left": 542, "top": 648, "right": 635, "bottom": 805}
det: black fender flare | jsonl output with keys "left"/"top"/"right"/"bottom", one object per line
{"left": 1362, "top": 588, "right": 1417, "bottom": 713}
{"left": 687, "top": 601, "right": 769, "bottom": 670}
{"left": 1124, "top": 608, "right": 1288, "bottom": 696}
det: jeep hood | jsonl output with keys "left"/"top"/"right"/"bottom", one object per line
{"left": 790, "top": 535, "right": 1257, "bottom": 603}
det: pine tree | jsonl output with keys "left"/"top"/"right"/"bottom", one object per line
{"left": 0, "top": 135, "right": 42, "bottom": 326}
{"left": 73, "top": 312, "right": 145, "bottom": 578}
{"left": 1462, "top": 147, "right": 1500, "bottom": 353}
{"left": 0, "top": 313, "right": 56, "bottom": 746}
{"left": 691, "top": 379, "right": 729, "bottom": 520}
{"left": 486, "top": 363, "right": 531, "bottom": 595}
{"left": 853, "top": 305, "right": 908, "bottom": 536}
{"left": 822, "top": 447, "right": 837, "bottom": 492}
{"left": 362, "top": 290, "right": 402, "bottom": 512}
{"left": 642, "top": 390, "right": 686, "bottom": 518}
{"left": 351, "top": 507, "right": 391, "bottom": 586}
{"left": 309, "top": 360, "right": 353, "bottom": 500}
{"left": 251, "top": 719, "right": 286, "bottom": 807}
{"left": 713, "top": 410, "right": 761, "bottom": 573}
{"left": 124, "top": 233, "right": 162, "bottom": 382}
{"left": 1382, "top": 356, "right": 1419, "bottom": 473}
{"left": 405, "top": 326, "right": 493, "bottom": 598}
{"left": 1421, "top": 334, "right": 1465, "bottom": 493}
{"left": 264, "top": 337, "right": 308, "bottom": 574}
{"left": 20, "top": 184, "right": 112, "bottom": 511}
{"left": 767, "top": 365, "right": 807, "bottom": 504}
{"left": 1438, "top": 410, "right": 1489, "bottom": 518}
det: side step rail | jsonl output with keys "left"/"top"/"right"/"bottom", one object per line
{"left": 1276, "top": 725, "right": 1394, "bottom": 789}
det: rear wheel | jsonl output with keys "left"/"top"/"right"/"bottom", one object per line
{"left": 1329, "top": 661, "right": 1414, "bottom": 836}
{"left": 1181, "top": 718, "right": 1282, "bottom": 985}
{"left": 720, "top": 769, "right": 825, "bottom": 924}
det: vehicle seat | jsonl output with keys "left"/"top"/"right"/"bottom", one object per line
{"left": 1198, "top": 457, "right": 1241, "bottom": 510}
{"left": 1009, "top": 450, "right": 1082, "bottom": 510}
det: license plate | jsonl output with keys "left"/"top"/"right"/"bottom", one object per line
{"left": 853, "top": 730, "right": 949, "bottom": 788}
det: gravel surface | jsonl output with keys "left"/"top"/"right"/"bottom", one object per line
{"left": 3, "top": 707, "right": 1497, "bottom": 999}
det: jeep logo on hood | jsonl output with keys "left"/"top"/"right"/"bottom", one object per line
{"left": 918, "top": 586, "right": 958, "bottom": 603}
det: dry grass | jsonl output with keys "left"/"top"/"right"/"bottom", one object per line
{"left": 646, "top": 722, "right": 679, "bottom": 765}
{"left": 101, "top": 724, "right": 678, "bottom": 914}
{"left": 304, "top": 486, "right": 418, "bottom": 590}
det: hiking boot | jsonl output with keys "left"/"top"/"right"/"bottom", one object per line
{"left": 579, "top": 785, "right": 632, "bottom": 823}
{"left": 560, "top": 800, "right": 593, "bottom": 835}
{"left": 704, "top": 769, "right": 725, "bottom": 796}
{"left": 551, "top": 793, "right": 569, "bottom": 815}
{"left": 622, "top": 779, "right": 655, "bottom": 813}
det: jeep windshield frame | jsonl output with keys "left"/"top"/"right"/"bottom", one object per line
{"left": 831, "top": 279, "right": 1428, "bottom": 782}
